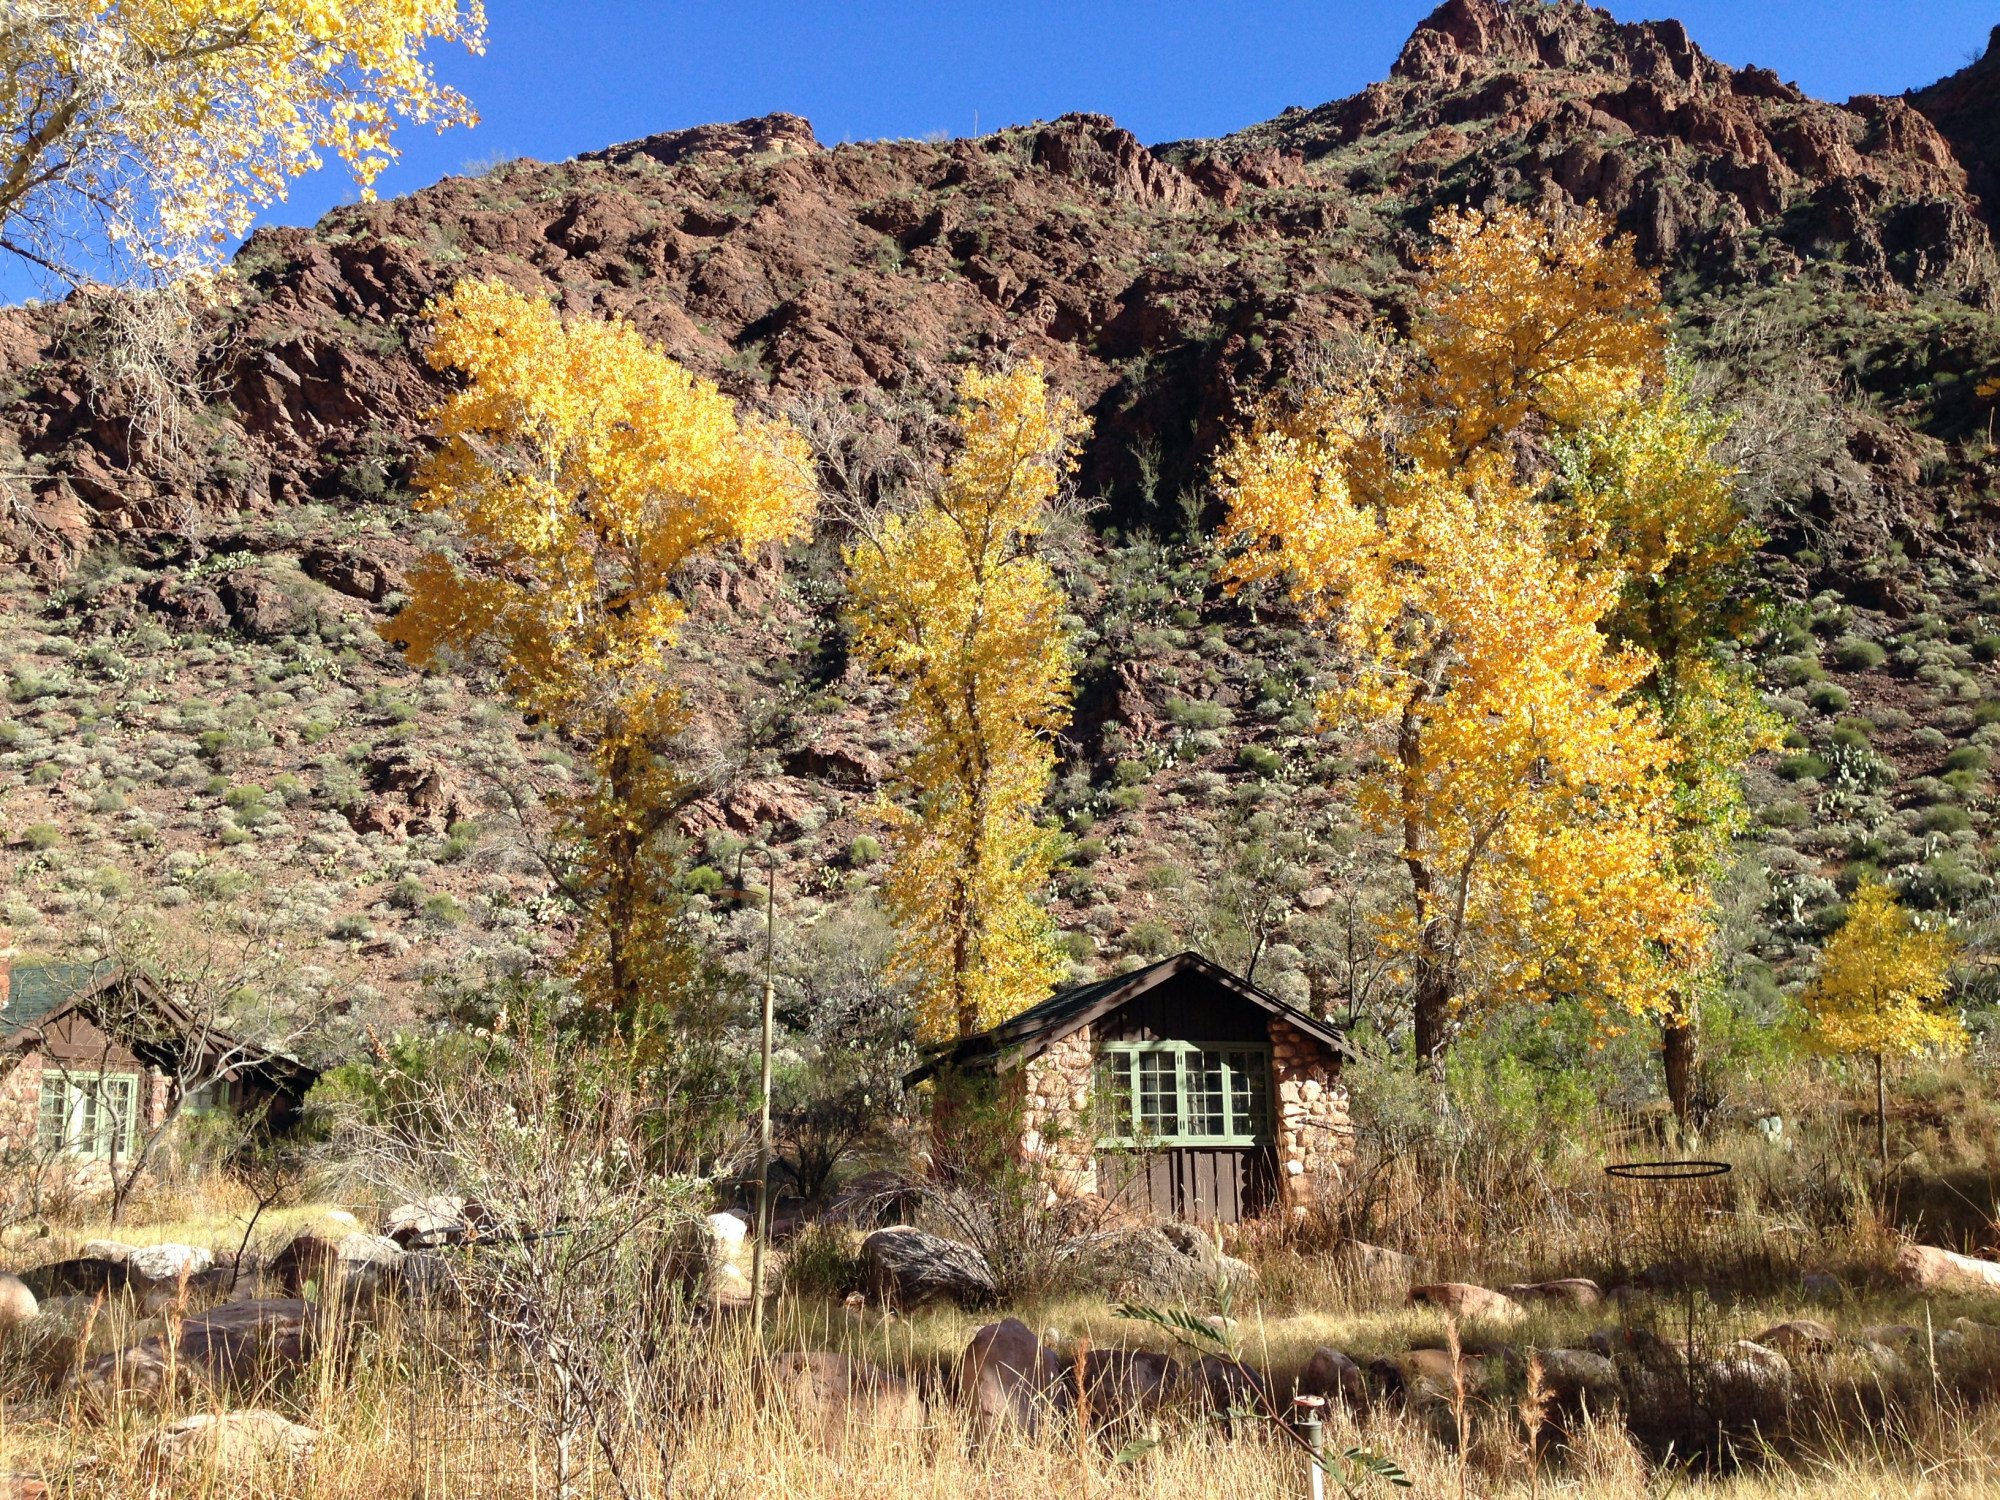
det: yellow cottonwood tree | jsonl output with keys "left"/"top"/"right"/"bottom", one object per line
{"left": 3, "top": 0, "right": 484, "bottom": 284}
{"left": 1217, "top": 204, "right": 1741, "bottom": 1067}
{"left": 384, "top": 278, "right": 818, "bottom": 1026}
{"left": 1802, "top": 882, "right": 1964, "bottom": 1164}
{"left": 845, "top": 363, "right": 1087, "bottom": 1042}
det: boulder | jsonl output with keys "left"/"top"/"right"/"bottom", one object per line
{"left": 1530, "top": 1348, "right": 1620, "bottom": 1407}
{"left": 301, "top": 544, "right": 407, "bottom": 603}
{"left": 1707, "top": 1339, "right": 1793, "bottom": 1403}
{"left": 1398, "top": 1347, "right": 1487, "bottom": 1400}
{"left": 766, "top": 1351, "right": 924, "bottom": 1444}
{"left": 1409, "top": 1283, "right": 1527, "bottom": 1325}
{"left": 1894, "top": 1244, "right": 2000, "bottom": 1294}
{"left": 957, "top": 1317, "right": 1064, "bottom": 1436}
{"left": 384, "top": 1196, "right": 483, "bottom": 1248}
{"left": 125, "top": 1243, "right": 214, "bottom": 1286}
{"left": 1297, "top": 1346, "right": 1367, "bottom": 1410}
{"left": 861, "top": 1226, "right": 995, "bottom": 1310}
{"left": 75, "top": 1299, "right": 315, "bottom": 1403}
{"left": 1334, "top": 1239, "right": 1416, "bottom": 1293}
{"left": 0, "top": 1275, "right": 37, "bottom": 1332}
{"left": 1501, "top": 1278, "right": 1604, "bottom": 1309}
{"left": 145, "top": 1410, "right": 318, "bottom": 1471}
{"left": 1067, "top": 1222, "right": 1250, "bottom": 1301}
{"left": 216, "top": 570, "right": 297, "bottom": 636}
{"left": 1192, "top": 1353, "right": 1271, "bottom": 1432}
{"left": 1752, "top": 1319, "right": 1837, "bottom": 1356}
{"left": 1077, "top": 1347, "right": 1182, "bottom": 1425}
{"left": 18, "top": 1257, "right": 133, "bottom": 1301}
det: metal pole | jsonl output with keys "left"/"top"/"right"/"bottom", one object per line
{"left": 1294, "top": 1395, "right": 1326, "bottom": 1500}
{"left": 749, "top": 847, "right": 777, "bottom": 1344}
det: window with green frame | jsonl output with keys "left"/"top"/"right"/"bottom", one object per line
{"left": 36, "top": 1070, "right": 139, "bottom": 1159}
{"left": 1094, "top": 1042, "right": 1272, "bottom": 1147}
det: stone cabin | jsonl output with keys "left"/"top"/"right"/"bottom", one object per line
{"left": 916, "top": 952, "right": 1353, "bottom": 1224}
{"left": 0, "top": 959, "right": 318, "bottom": 1178}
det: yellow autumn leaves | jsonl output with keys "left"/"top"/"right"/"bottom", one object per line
{"left": 845, "top": 367, "right": 1087, "bottom": 1041}
{"left": 388, "top": 203, "right": 1853, "bottom": 1055}
{"left": 384, "top": 279, "right": 817, "bottom": 1024}
{"left": 5, "top": 0, "right": 484, "bottom": 280}
{"left": 1215, "top": 205, "right": 1760, "bottom": 1055}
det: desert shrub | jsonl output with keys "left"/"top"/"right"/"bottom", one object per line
{"left": 1832, "top": 637, "right": 1888, "bottom": 670}
{"left": 1124, "top": 917, "right": 1175, "bottom": 955}
{"left": 1829, "top": 723, "right": 1871, "bottom": 749}
{"left": 781, "top": 1221, "right": 866, "bottom": 1299}
{"left": 845, "top": 835, "right": 882, "bottom": 866}
{"left": 1806, "top": 682, "right": 1850, "bottom": 713}
{"left": 1778, "top": 752, "right": 1830, "bottom": 781}
{"left": 421, "top": 894, "right": 467, "bottom": 925}
{"left": 19, "top": 823, "right": 61, "bottom": 850}
{"left": 1112, "top": 759, "right": 1150, "bottom": 787}
{"left": 681, "top": 865, "right": 724, "bottom": 897}
{"left": 1904, "top": 852, "right": 1990, "bottom": 910}
{"left": 1237, "top": 745, "right": 1284, "bottom": 778}
{"left": 1918, "top": 805, "right": 1972, "bottom": 834}
{"left": 389, "top": 875, "right": 428, "bottom": 911}
{"left": 1166, "top": 696, "right": 1229, "bottom": 730}
{"left": 1944, "top": 745, "right": 1990, "bottom": 774}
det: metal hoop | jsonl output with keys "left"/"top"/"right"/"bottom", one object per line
{"left": 1603, "top": 1159, "right": 1732, "bottom": 1181}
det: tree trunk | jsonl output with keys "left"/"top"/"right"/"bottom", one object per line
{"left": 1412, "top": 969, "right": 1451, "bottom": 1077}
{"left": 1876, "top": 1051, "right": 1888, "bottom": 1169}
{"left": 1662, "top": 1013, "right": 1697, "bottom": 1126}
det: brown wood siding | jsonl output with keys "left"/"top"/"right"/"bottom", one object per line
{"left": 1093, "top": 971, "right": 1272, "bottom": 1046}
{"left": 1098, "top": 1144, "right": 1277, "bottom": 1225}
{"left": 33, "top": 1010, "right": 145, "bottom": 1071}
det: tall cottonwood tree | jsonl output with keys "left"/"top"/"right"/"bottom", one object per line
{"left": 1217, "top": 205, "right": 1755, "bottom": 1070}
{"left": 845, "top": 363, "right": 1086, "bottom": 1042}
{"left": 385, "top": 278, "right": 818, "bottom": 1030}
{"left": 3, "top": 0, "right": 484, "bottom": 285}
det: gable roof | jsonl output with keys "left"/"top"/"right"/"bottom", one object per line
{"left": 2, "top": 962, "right": 318, "bottom": 1098}
{"left": 909, "top": 950, "right": 1351, "bottom": 1084}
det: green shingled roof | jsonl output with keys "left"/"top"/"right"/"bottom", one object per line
{"left": 2, "top": 961, "right": 118, "bottom": 1035}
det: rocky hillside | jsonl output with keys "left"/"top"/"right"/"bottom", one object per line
{"left": 3, "top": 0, "right": 1999, "bottom": 1055}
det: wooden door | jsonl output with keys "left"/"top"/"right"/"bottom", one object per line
{"left": 1098, "top": 1144, "right": 1276, "bottom": 1225}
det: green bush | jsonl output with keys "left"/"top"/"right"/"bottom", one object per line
{"left": 1829, "top": 724, "right": 1871, "bottom": 750}
{"left": 1973, "top": 634, "right": 2000, "bottom": 663}
{"left": 845, "top": 835, "right": 883, "bottom": 866}
{"left": 1237, "top": 745, "right": 1284, "bottom": 778}
{"left": 1068, "top": 837, "right": 1106, "bottom": 866}
{"left": 1165, "top": 696, "right": 1229, "bottom": 730}
{"left": 1777, "top": 753, "right": 1829, "bottom": 781}
{"left": 389, "top": 875, "right": 428, "bottom": 911}
{"left": 0, "top": 722, "right": 21, "bottom": 749}
{"left": 421, "top": 894, "right": 467, "bottom": 926}
{"left": 1112, "top": 759, "right": 1150, "bottom": 787}
{"left": 1806, "top": 683, "right": 1850, "bottom": 714}
{"left": 1943, "top": 745, "right": 1989, "bottom": 774}
{"left": 1124, "top": 918, "right": 1175, "bottom": 955}
{"left": 1832, "top": 637, "right": 1887, "bottom": 671}
{"left": 1918, "top": 804, "right": 1972, "bottom": 834}
{"left": 20, "top": 823, "right": 61, "bottom": 850}
{"left": 1977, "top": 700, "right": 2000, "bottom": 726}
{"left": 681, "top": 865, "right": 725, "bottom": 897}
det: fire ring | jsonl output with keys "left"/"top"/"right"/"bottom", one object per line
{"left": 1603, "top": 1160, "right": 1732, "bottom": 1181}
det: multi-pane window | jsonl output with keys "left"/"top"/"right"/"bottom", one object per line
{"left": 36, "top": 1071, "right": 139, "bottom": 1159}
{"left": 1096, "top": 1043, "right": 1272, "bottom": 1146}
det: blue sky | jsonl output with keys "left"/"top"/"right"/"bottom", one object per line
{"left": 11, "top": 1, "right": 1997, "bottom": 300}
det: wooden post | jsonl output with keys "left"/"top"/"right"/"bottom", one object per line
{"left": 750, "top": 848, "right": 777, "bottom": 1343}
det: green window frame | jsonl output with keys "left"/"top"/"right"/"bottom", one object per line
{"left": 36, "top": 1071, "right": 139, "bottom": 1160}
{"left": 1095, "top": 1042, "right": 1272, "bottom": 1147}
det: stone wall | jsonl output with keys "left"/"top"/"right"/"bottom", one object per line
{"left": 0, "top": 1050, "right": 43, "bottom": 1154}
{"left": 1269, "top": 1017, "right": 1354, "bottom": 1215}
{"left": 1016, "top": 1025, "right": 1098, "bottom": 1205}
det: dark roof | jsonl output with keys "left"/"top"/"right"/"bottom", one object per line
{"left": 908, "top": 950, "right": 1351, "bottom": 1084}
{"left": 1, "top": 961, "right": 121, "bottom": 1035}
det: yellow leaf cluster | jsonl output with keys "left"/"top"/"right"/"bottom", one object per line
{"left": 845, "top": 364, "right": 1087, "bottom": 1041}
{"left": 1216, "top": 204, "right": 1746, "bottom": 1038}
{"left": 384, "top": 278, "right": 817, "bottom": 1021}
{"left": 1802, "top": 884, "right": 1964, "bottom": 1060}
{"left": 4, "top": 0, "right": 483, "bottom": 277}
